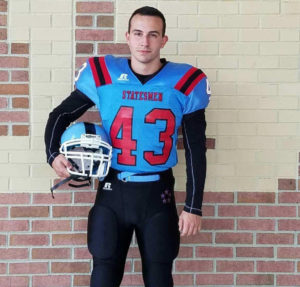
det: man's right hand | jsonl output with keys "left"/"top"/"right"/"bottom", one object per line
{"left": 52, "top": 154, "right": 72, "bottom": 178}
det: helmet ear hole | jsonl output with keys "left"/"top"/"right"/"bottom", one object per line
{"left": 60, "top": 122, "right": 112, "bottom": 179}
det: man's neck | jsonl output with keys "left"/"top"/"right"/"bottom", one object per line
{"left": 130, "top": 58, "right": 162, "bottom": 75}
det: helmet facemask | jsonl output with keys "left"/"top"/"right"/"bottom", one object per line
{"left": 60, "top": 134, "right": 112, "bottom": 179}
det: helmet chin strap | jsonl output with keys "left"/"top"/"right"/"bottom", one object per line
{"left": 50, "top": 174, "right": 91, "bottom": 199}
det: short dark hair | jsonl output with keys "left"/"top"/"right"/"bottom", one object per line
{"left": 128, "top": 6, "right": 166, "bottom": 36}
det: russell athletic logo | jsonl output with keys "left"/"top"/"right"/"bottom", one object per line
{"left": 118, "top": 73, "right": 129, "bottom": 81}
{"left": 103, "top": 182, "right": 112, "bottom": 191}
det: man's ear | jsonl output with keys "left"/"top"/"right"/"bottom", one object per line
{"left": 125, "top": 31, "right": 130, "bottom": 42}
{"left": 161, "top": 35, "right": 168, "bottom": 48}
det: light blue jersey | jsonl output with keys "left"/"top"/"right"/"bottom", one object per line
{"left": 75, "top": 55, "right": 210, "bottom": 173}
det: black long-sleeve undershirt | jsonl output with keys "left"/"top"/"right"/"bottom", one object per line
{"left": 44, "top": 89, "right": 94, "bottom": 166}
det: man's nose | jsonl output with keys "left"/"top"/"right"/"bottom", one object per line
{"left": 141, "top": 35, "right": 150, "bottom": 46}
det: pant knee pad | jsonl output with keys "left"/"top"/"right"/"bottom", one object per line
{"left": 143, "top": 211, "right": 180, "bottom": 263}
{"left": 88, "top": 205, "right": 118, "bottom": 259}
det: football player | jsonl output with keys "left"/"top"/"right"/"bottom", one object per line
{"left": 45, "top": 6, "right": 210, "bottom": 287}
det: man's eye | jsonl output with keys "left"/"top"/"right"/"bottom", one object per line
{"left": 134, "top": 32, "right": 142, "bottom": 37}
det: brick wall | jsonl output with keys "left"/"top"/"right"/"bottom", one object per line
{"left": 0, "top": 156, "right": 299, "bottom": 286}
{"left": 1, "top": 0, "right": 300, "bottom": 286}
{"left": 0, "top": 0, "right": 30, "bottom": 136}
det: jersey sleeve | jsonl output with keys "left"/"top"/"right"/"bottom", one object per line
{"left": 180, "top": 68, "right": 211, "bottom": 115}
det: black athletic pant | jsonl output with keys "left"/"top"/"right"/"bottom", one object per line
{"left": 88, "top": 168, "right": 180, "bottom": 287}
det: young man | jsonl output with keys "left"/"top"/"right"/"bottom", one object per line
{"left": 45, "top": 6, "right": 210, "bottom": 287}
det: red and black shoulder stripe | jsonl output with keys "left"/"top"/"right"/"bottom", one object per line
{"left": 174, "top": 67, "right": 206, "bottom": 96}
{"left": 88, "top": 57, "right": 112, "bottom": 87}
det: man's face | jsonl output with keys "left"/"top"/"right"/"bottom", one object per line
{"left": 126, "top": 14, "right": 168, "bottom": 66}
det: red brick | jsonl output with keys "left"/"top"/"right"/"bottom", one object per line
{"left": 127, "top": 246, "right": 141, "bottom": 258}
{"left": 0, "top": 97, "right": 7, "bottom": 107}
{"left": 196, "top": 274, "right": 234, "bottom": 285}
{"left": 0, "top": 28, "right": 7, "bottom": 40}
{"left": 0, "top": 111, "right": 29, "bottom": 121}
{"left": 0, "top": 193, "right": 30, "bottom": 204}
{"left": 13, "top": 96, "right": 29, "bottom": 108}
{"left": 74, "top": 191, "right": 96, "bottom": 203}
{"left": 0, "top": 206, "right": 8, "bottom": 218}
{"left": 73, "top": 275, "right": 90, "bottom": 287}
{"left": 32, "top": 220, "right": 71, "bottom": 232}
{"left": 76, "top": 2, "right": 113, "bottom": 13}
{"left": 257, "top": 261, "right": 294, "bottom": 272}
{"left": 0, "top": 1, "right": 7, "bottom": 12}
{"left": 0, "top": 248, "right": 28, "bottom": 260}
{"left": 258, "top": 206, "right": 296, "bottom": 217}
{"left": 98, "top": 43, "right": 130, "bottom": 55}
{"left": 0, "top": 42, "right": 8, "bottom": 54}
{"left": 0, "top": 84, "right": 29, "bottom": 94}
{"left": 202, "top": 205, "right": 215, "bottom": 216}
{"left": 256, "top": 233, "right": 294, "bottom": 244}
{"left": 52, "top": 262, "right": 90, "bottom": 273}
{"left": 33, "top": 193, "right": 72, "bottom": 204}
{"left": 180, "top": 232, "right": 212, "bottom": 244}
{"left": 78, "top": 110, "right": 101, "bottom": 122}
{"left": 73, "top": 220, "right": 87, "bottom": 232}
{"left": 75, "top": 29, "right": 113, "bottom": 41}
{"left": 0, "top": 220, "right": 29, "bottom": 231}
{"left": 0, "top": 277, "right": 29, "bottom": 287}
{"left": 76, "top": 15, "right": 93, "bottom": 27}
{"left": 0, "top": 70, "right": 8, "bottom": 81}
{"left": 0, "top": 125, "right": 7, "bottom": 135}
{"left": 11, "top": 43, "right": 29, "bottom": 54}
{"left": 206, "top": 137, "right": 215, "bottom": 149}
{"left": 217, "top": 260, "right": 254, "bottom": 272}
{"left": 12, "top": 125, "right": 29, "bottom": 136}
{"left": 173, "top": 274, "right": 194, "bottom": 286}
{"left": 177, "top": 246, "right": 193, "bottom": 258}
{"left": 202, "top": 218, "right": 234, "bottom": 230}
{"left": 74, "top": 248, "right": 91, "bottom": 260}
{"left": 53, "top": 206, "right": 90, "bottom": 217}
{"left": 10, "top": 234, "right": 49, "bottom": 246}
{"left": 0, "top": 263, "right": 6, "bottom": 273}
{"left": 76, "top": 43, "right": 94, "bottom": 54}
{"left": 196, "top": 246, "right": 233, "bottom": 258}
{"left": 10, "top": 262, "right": 48, "bottom": 274}
{"left": 237, "top": 274, "right": 274, "bottom": 285}
{"left": 237, "top": 192, "right": 275, "bottom": 203}
{"left": 175, "top": 260, "right": 213, "bottom": 272}
{"left": 0, "top": 15, "right": 6, "bottom": 26}
{"left": 203, "top": 192, "right": 234, "bottom": 203}
{"left": 215, "top": 232, "right": 253, "bottom": 244}
{"left": 218, "top": 205, "right": 256, "bottom": 217}
{"left": 236, "top": 247, "right": 274, "bottom": 258}
{"left": 121, "top": 274, "right": 144, "bottom": 286}
{"left": 52, "top": 233, "right": 87, "bottom": 246}
{"left": 11, "top": 206, "right": 49, "bottom": 217}
{"left": 278, "top": 178, "right": 296, "bottom": 190}
{"left": 238, "top": 219, "right": 275, "bottom": 231}
{"left": 278, "top": 219, "right": 300, "bottom": 231}
{"left": 97, "top": 15, "right": 114, "bottom": 27}
{"left": 32, "top": 248, "right": 71, "bottom": 259}
{"left": 0, "top": 235, "right": 6, "bottom": 245}
{"left": 278, "top": 247, "right": 300, "bottom": 258}
{"left": 0, "top": 57, "right": 28, "bottom": 68}
{"left": 12, "top": 71, "right": 29, "bottom": 82}
{"left": 277, "top": 275, "right": 300, "bottom": 286}
{"left": 32, "top": 275, "right": 71, "bottom": 287}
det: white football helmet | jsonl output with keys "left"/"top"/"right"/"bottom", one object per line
{"left": 60, "top": 122, "right": 112, "bottom": 179}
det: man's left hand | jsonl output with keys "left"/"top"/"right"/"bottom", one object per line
{"left": 178, "top": 210, "right": 202, "bottom": 237}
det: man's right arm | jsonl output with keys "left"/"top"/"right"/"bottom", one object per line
{"left": 44, "top": 89, "right": 94, "bottom": 167}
